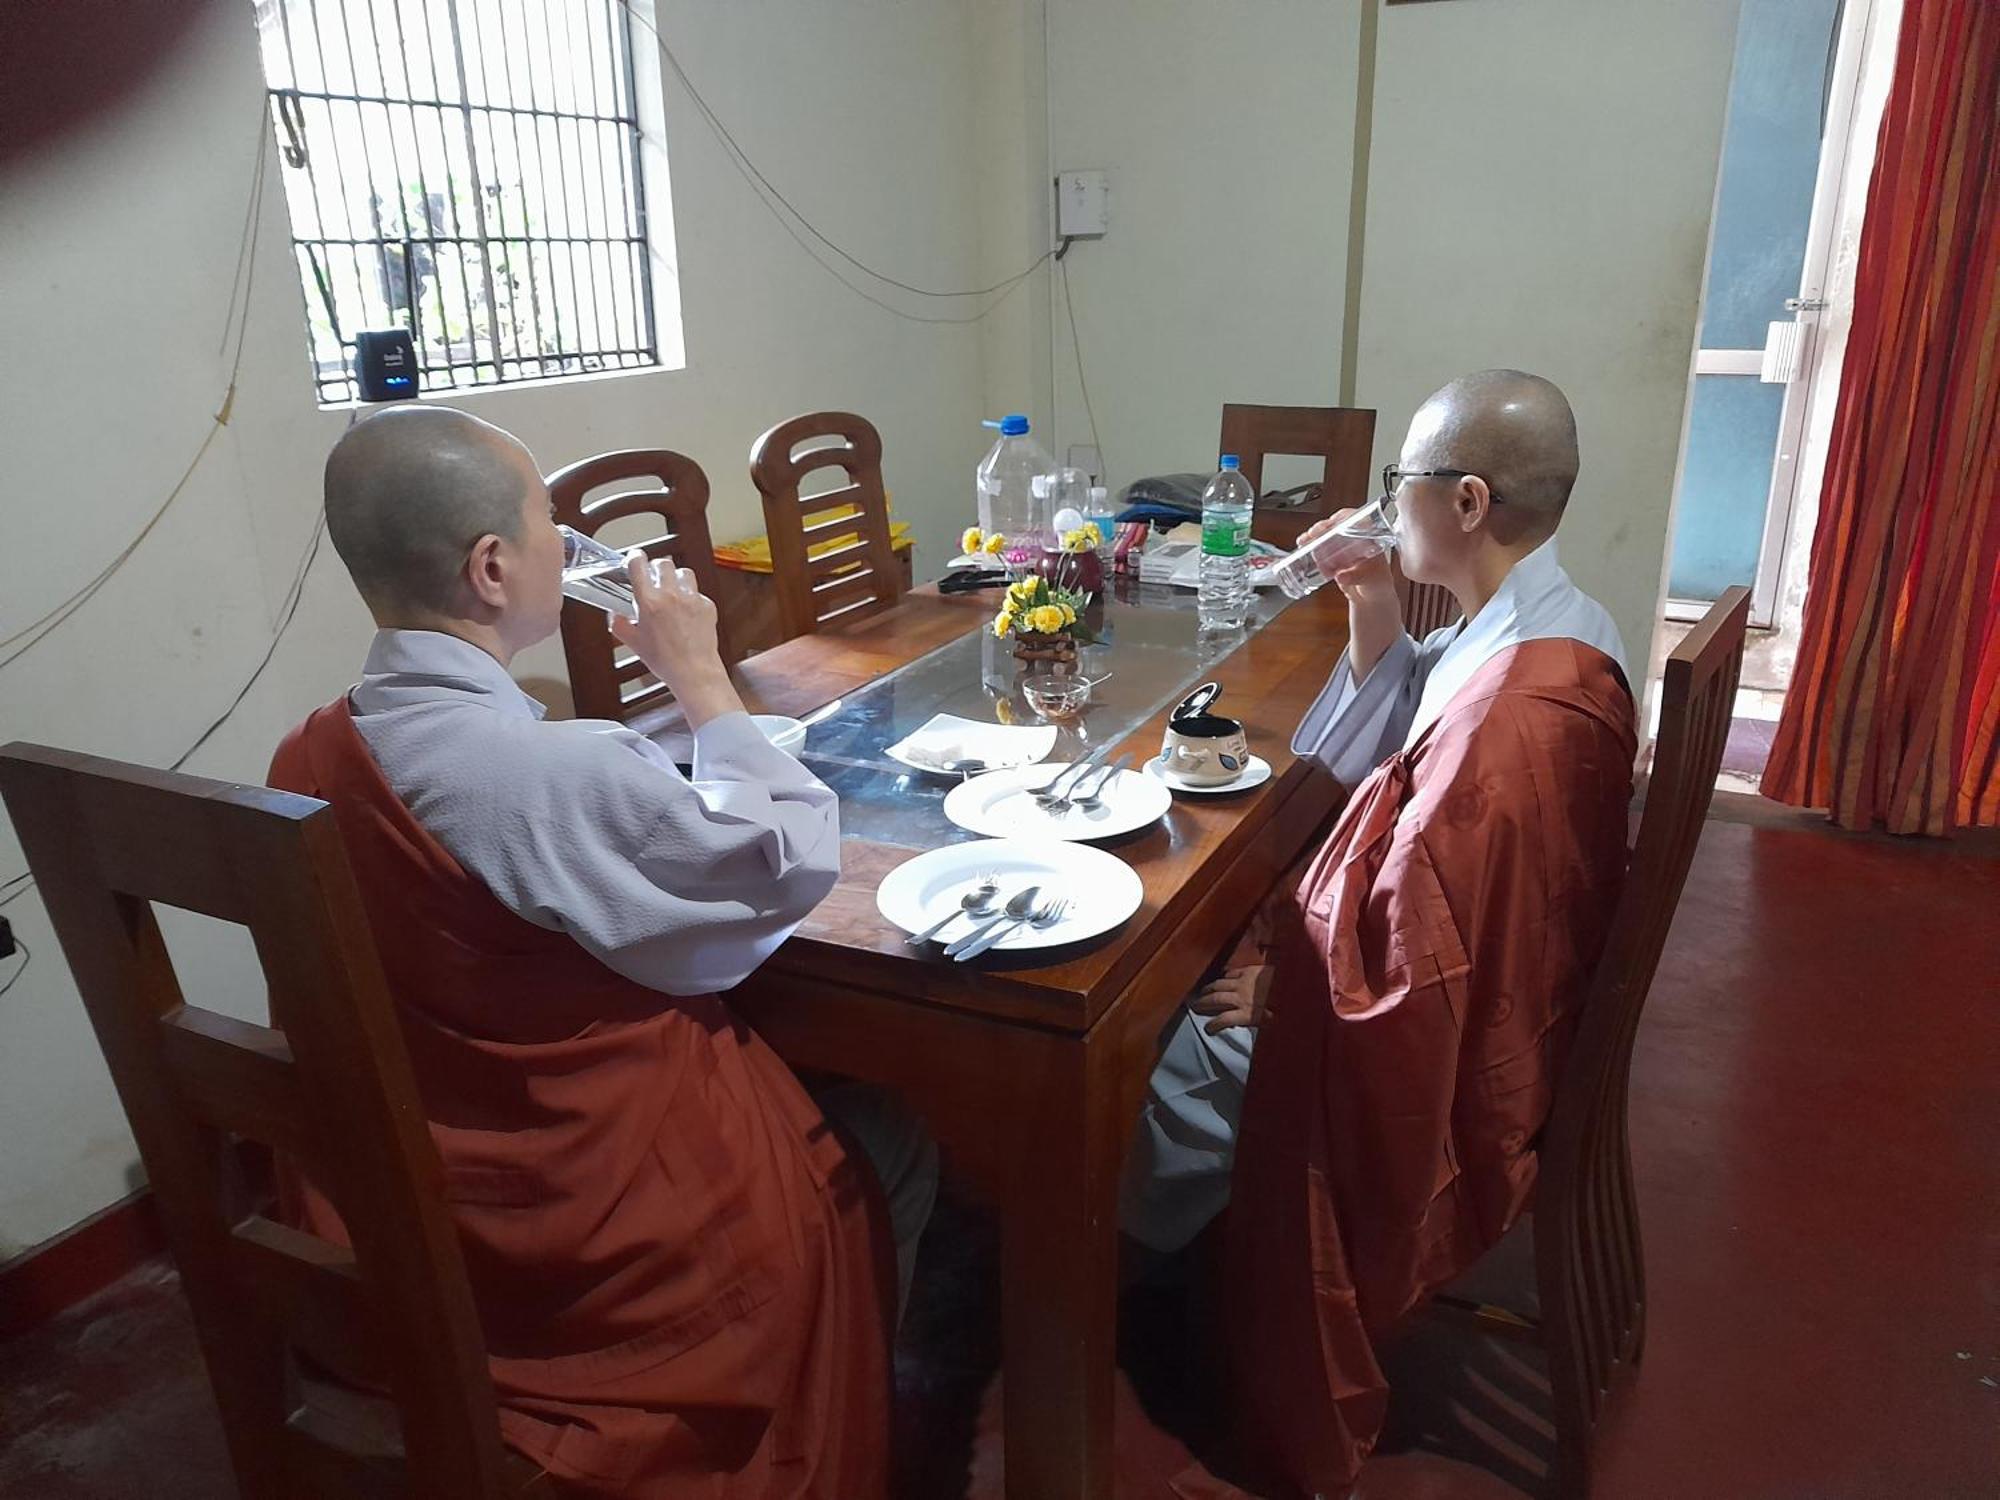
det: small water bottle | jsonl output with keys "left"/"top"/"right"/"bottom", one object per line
{"left": 1084, "top": 484, "right": 1118, "bottom": 563}
{"left": 1197, "top": 455, "right": 1255, "bottom": 629}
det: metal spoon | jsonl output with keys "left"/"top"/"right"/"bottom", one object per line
{"left": 905, "top": 874, "right": 999, "bottom": 945}
{"left": 954, "top": 895, "right": 1071, "bottom": 962}
{"left": 942, "top": 884, "right": 1041, "bottom": 959}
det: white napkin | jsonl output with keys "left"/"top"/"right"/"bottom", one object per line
{"left": 886, "top": 713, "right": 1058, "bottom": 772}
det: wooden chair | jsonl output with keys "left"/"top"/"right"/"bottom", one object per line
{"left": 1433, "top": 586, "right": 1751, "bottom": 1497}
{"left": 546, "top": 448, "right": 728, "bottom": 724}
{"left": 0, "top": 745, "right": 545, "bottom": 1500}
{"left": 1217, "top": 403, "right": 1375, "bottom": 549}
{"left": 749, "top": 411, "right": 905, "bottom": 640}
{"left": 1396, "top": 562, "right": 1462, "bottom": 640}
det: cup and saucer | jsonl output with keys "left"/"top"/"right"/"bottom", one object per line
{"left": 1144, "top": 681, "right": 1273, "bottom": 795}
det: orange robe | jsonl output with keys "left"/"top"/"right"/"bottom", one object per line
{"left": 1218, "top": 638, "right": 1636, "bottom": 1498}
{"left": 269, "top": 701, "right": 892, "bottom": 1499}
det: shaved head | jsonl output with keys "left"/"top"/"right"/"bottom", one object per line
{"left": 1403, "top": 370, "right": 1579, "bottom": 541}
{"left": 324, "top": 406, "right": 539, "bottom": 616}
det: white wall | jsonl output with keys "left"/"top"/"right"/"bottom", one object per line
{"left": 0, "top": 0, "right": 993, "bottom": 1256}
{"left": 1042, "top": 0, "right": 1360, "bottom": 488}
{"left": 1356, "top": 0, "right": 1744, "bottom": 680}
{"left": 1031, "top": 0, "right": 1740, "bottom": 680}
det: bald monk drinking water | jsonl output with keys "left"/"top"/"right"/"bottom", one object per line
{"left": 1123, "top": 371, "right": 1637, "bottom": 1498}
{"left": 269, "top": 407, "right": 934, "bottom": 1498}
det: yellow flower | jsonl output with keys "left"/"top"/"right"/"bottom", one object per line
{"left": 961, "top": 526, "right": 984, "bottom": 555}
{"left": 1027, "top": 604, "right": 1067, "bottom": 635}
{"left": 982, "top": 532, "right": 1008, "bottom": 556}
{"left": 1058, "top": 601, "right": 1077, "bottom": 626}
{"left": 995, "top": 699, "right": 1017, "bottom": 726}
{"left": 1060, "top": 523, "right": 1102, "bottom": 553}
{"left": 993, "top": 607, "right": 1016, "bottom": 637}
{"left": 1007, "top": 578, "right": 1040, "bottom": 607}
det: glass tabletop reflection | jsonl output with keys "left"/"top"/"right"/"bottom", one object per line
{"left": 792, "top": 580, "right": 1293, "bottom": 849}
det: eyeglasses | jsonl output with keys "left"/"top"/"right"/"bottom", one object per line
{"left": 1381, "top": 465, "right": 1506, "bottom": 510}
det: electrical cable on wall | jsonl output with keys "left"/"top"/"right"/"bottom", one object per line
{"left": 621, "top": 2, "right": 1055, "bottom": 324}
{"left": 1059, "top": 257, "right": 1106, "bottom": 483}
{"left": 0, "top": 109, "right": 323, "bottom": 964}
{"left": 168, "top": 509, "right": 326, "bottom": 774}
{"left": 0, "top": 941, "right": 31, "bottom": 1002}
{"left": 0, "top": 105, "right": 270, "bottom": 673}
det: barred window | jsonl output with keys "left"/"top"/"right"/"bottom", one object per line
{"left": 253, "top": 0, "right": 663, "bottom": 404}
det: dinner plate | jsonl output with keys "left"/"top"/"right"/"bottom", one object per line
{"left": 1142, "top": 752, "right": 1274, "bottom": 796}
{"left": 875, "top": 839, "right": 1144, "bottom": 953}
{"left": 942, "top": 765, "right": 1169, "bottom": 841}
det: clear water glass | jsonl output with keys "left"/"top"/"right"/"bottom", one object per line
{"left": 559, "top": 524, "right": 640, "bottom": 620}
{"left": 1271, "top": 496, "right": 1400, "bottom": 601}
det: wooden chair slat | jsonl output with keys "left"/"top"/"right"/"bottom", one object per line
{"left": 228, "top": 1214, "right": 382, "bottom": 1389}
{"left": 159, "top": 1007, "right": 312, "bottom": 1159}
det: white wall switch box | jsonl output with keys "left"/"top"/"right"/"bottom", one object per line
{"left": 1056, "top": 171, "right": 1109, "bottom": 237}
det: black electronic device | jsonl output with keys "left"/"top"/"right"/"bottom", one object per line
{"left": 354, "top": 328, "right": 419, "bottom": 402}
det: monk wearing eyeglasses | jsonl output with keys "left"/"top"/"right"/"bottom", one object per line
{"left": 1125, "top": 371, "right": 1637, "bottom": 1499}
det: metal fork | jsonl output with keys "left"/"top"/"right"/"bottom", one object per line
{"left": 1030, "top": 743, "right": 1113, "bottom": 802}
{"left": 952, "top": 896, "right": 1071, "bottom": 962}
{"left": 1066, "top": 753, "right": 1134, "bottom": 814}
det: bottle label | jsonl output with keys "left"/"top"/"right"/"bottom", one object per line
{"left": 1202, "top": 512, "right": 1251, "bottom": 558}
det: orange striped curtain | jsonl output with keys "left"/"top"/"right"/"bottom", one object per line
{"left": 1762, "top": 0, "right": 2000, "bottom": 835}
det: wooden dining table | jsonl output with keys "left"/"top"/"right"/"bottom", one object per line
{"left": 680, "top": 578, "right": 1352, "bottom": 1500}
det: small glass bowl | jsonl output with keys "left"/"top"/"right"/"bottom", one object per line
{"left": 1021, "top": 671, "right": 1091, "bottom": 721}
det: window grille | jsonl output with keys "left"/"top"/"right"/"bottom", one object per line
{"left": 253, "top": 0, "right": 659, "bottom": 403}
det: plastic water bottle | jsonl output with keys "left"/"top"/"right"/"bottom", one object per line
{"left": 1198, "top": 455, "right": 1255, "bottom": 629}
{"left": 976, "top": 414, "right": 1055, "bottom": 571}
{"left": 1084, "top": 484, "right": 1119, "bottom": 563}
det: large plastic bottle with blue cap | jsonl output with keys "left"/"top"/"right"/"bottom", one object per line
{"left": 976, "top": 413, "right": 1055, "bottom": 570}
{"left": 1198, "top": 454, "right": 1255, "bottom": 629}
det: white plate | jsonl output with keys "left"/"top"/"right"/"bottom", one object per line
{"left": 942, "top": 764, "right": 1170, "bottom": 842}
{"left": 1143, "top": 752, "right": 1274, "bottom": 796}
{"left": 876, "top": 839, "right": 1144, "bottom": 953}
{"left": 884, "top": 713, "right": 1058, "bottom": 776}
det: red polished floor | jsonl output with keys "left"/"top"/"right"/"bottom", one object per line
{"left": 3, "top": 798, "right": 1997, "bottom": 1498}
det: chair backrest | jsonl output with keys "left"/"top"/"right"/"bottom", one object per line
{"left": 1217, "top": 403, "right": 1375, "bottom": 548}
{"left": 1535, "top": 586, "right": 1750, "bottom": 1446}
{"left": 749, "top": 411, "right": 905, "bottom": 640}
{"left": 1394, "top": 561, "right": 1462, "bottom": 640}
{"left": 546, "top": 449, "right": 727, "bottom": 722}
{"left": 0, "top": 744, "right": 519, "bottom": 1500}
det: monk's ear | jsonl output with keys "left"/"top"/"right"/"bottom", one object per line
{"left": 464, "top": 532, "right": 508, "bottom": 609}
{"left": 1454, "top": 476, "right": 1493, "bottom": 533}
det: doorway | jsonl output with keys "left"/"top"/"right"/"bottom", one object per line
{"left": 1656, "top": 0, "right": 1903, "bottom": 788}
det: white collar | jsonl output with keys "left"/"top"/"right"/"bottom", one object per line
{"left": 1404, "top": 538, "right": 1623, "bottom": 746}
{"left": 357, "top": 629, "right": 547, "bottom": 721}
